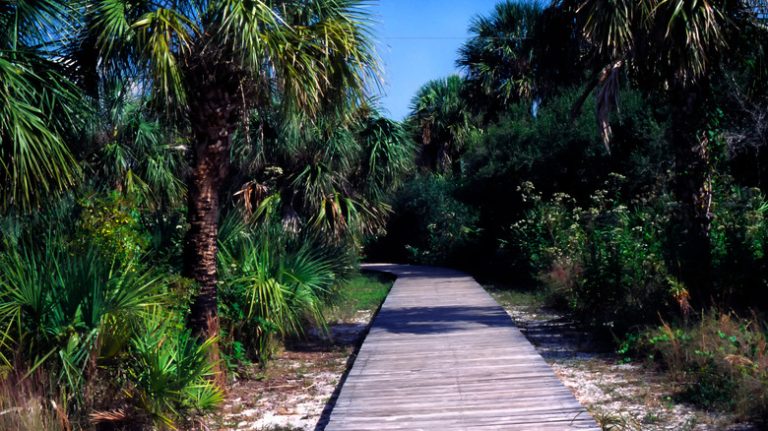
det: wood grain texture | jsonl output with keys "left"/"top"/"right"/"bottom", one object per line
{"left": 323, "top": 264, "right": 600, "bottom": 431}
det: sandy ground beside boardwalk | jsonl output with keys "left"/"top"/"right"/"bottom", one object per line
{"left": 210, "top": 311, "right": 373, "bottom": 431}
{"left": 493, "top": 294, "right": 759, "bottom": 431}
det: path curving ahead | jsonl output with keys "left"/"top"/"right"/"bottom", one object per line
{"left": 323, "top": 264, "right": 600, "bottom": 431}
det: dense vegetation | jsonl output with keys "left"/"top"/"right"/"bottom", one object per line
{"left": 3, "top": 0, "right": 768, "bottom": 428}
{"left": 369, "top": 0, "right": 768, "bottom": 423}
{"left": 0, "top": 1, "right": 412, "bottom": 429}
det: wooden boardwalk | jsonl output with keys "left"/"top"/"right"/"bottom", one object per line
{"left": 323, "top": 264, "right": 600, "bottom": 431}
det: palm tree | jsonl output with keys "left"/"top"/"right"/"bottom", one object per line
{"left": 233, "top": 106, "right": 414, "bottom": 244}
{"left": 0, "top": 1, "right": 83, "bottom": 211}
{"left": 457, "top": 1, "right": 543, "bottom": 116}
{"left": 77, "top": 0, "right": 379, "bottom": 360}
{"left": 409, "top": 75, "right": 476, "bottom": 175}
{"left": 355, "top": 112, "right": 416, "bottom": 206}
{"left": 457, "top": 0, "right": 585, "bottom": 118}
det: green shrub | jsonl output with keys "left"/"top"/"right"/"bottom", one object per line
{"left": 710, "top": 177, "right": 768, "bottom": 309}
{"left": 511, "top": 179, "right": 679, "bottom": 332}
{"left": 509, "top": 182, "right": 586, "bottom": 278}
{"left": 372, "top": 174, "right": 480, "bottom": 265}
{"left": 373, "top": 88, "right": 668, "bottom": 274}
{"left": 76, "top": 192, "right": 150, "bottom": 263}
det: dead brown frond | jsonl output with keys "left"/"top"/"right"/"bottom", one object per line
{"left": 596, "top": 60, "right": 623, "bottom": 153}
{"left": 88, "top": 408, "right": 128, "bottom": 425}
{"left": 234, "top": 180, "right": 270, "bottom": 215}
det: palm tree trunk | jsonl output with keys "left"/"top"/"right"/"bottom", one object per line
{"left": 670, "top": 84, "right": 714, "bottom": 306}
{"left": 185, "top": 141, "right": 227, "bottom": 338}
{"left": 184, "top": 85, "right": 238, "bottom": 385}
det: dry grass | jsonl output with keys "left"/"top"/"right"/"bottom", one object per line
{"left": 0, "top": 373, "right": 69, "bottom": 431}
{"left": 642, "top": 312, "right": 768, "bottom": 423}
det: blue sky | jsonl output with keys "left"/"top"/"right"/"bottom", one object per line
{"left": 372, "top": 0, "right": 501, "bottom": 120}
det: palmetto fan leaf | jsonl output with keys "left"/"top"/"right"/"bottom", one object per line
{"left": 578, "top": 0, "right": 643, "bottom": 59}
{"left": 217, "top": 217, "right": 335, "bottom": 358}
{"left": 266, "top": 0, "right": 381, "bottom": 108}
{"left": 0, "top": 1, "right": 84, "bottom": 210}
{"left": 132, "top": 7, "right": 195, "bottom": 108}
{"left": 0, "top": 57, "right": 77, "bottom": 209}
{"left": 0, "top": 0, "right": 72, "bottom": 49}
{"left": 0, "top": 237, "right": 163, "bottom": 393}
{"left": 83, "top": 0, "right": 197, "bottom": 113}
{"left": 581, "top": 0, "right": 725, "bottom": 84}
{"left": 128, "top": 309, "right": 222, "bottom": 428}
{"left": 579, "top": 0, "right": 728, "bottom": 85}
{"left": 655, "top": 0, "right": 726, "bottom": 83}
{"left": 85, "top": 0, "right": 378, "bottom": 115}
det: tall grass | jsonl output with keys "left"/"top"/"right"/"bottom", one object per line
{"left": 640, "top": 312, "right": 768, "bottom": 422}
{"left": 324, "top": 272, "right": 394, "bottom": 322}
{"left": 0, "top": 372, "right": 68, "bottom": 431}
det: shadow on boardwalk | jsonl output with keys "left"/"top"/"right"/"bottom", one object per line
{"left": 375, "top": 306, "right": 513, "bottom": 335}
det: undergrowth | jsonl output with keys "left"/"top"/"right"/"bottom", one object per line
{"left": 631, "top": 312, "right": 768, "bottom": 423}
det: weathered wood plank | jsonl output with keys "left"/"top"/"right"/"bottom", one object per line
{"left": 322, "top": 264, "right": 599, "bottom": 431}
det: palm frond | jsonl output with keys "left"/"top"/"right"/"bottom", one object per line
{"left": 0, "top": 53, "right": 82, "bottom": 210}
{"left": 577, "top": 0, "right": 642, "bottom": 58}
{"left": 129, "top": 309, "right": 223, "bottom": 428}
{"left": 132, "top": 7, "right": 195, "bottom": 108}
{"left": 458, "top": 1, "right": 543, "bottom": 110}
{"left": 654, "top": 0, "right": 726, "bottom": 83}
